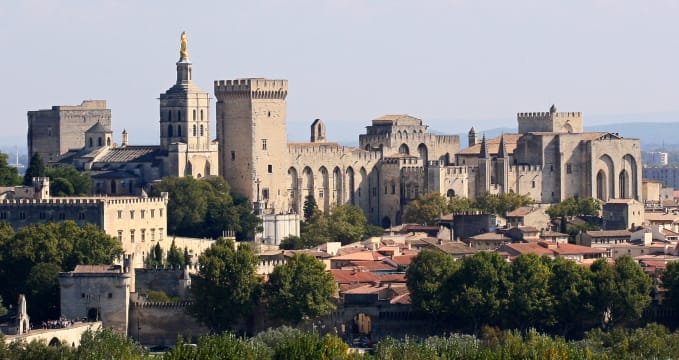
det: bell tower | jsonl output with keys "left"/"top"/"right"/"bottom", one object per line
{"left": 159, "top": 32, "right": 218, "bottom": 177}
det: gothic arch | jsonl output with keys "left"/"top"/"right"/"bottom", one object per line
{"left": 418, "top": 144, "right": 428, "bottom": 164}
{"left": 397, "top": 130, "right": 402, "bottom": 139}
{"left": 381, "top": 216, "right": 392, "bottom": 229}
{"left": 167, "top": 124, "right": 173, "bottom": 137}
{"left": 302, "top": 166, "right": 314, "bottom": 206}
{"left": 346, "top": 167, "right": 355, "bottom": 205}
{"left": 596, "top": 170, "right": 608, "bottom": 201}
{"left": 403, "top": 131, "right": 408, "bottom": 140}
{"left": 598, "top": 154, "right": 615, "bottom": 200}
{"left": 288, "top": 167, "right": 300, "bottom": 213}
{"left": 185, "top": 161, "right": 193, "bottom": 177}
{"left": 319, "top": 166, "right": 329, "bottom": 212}
{"left": 177, "top": 125, "right": 182, "bottom": 137}
{"left": 619, "top": 169, "right": 630, "bottom": 199}
{"left": 622, "top": 154, "right": 639, "bottom": 200}
{"left": 359, "top": 167, "right": 369, "bottom": 211}
{"left": 399, "top": 143, "right": 410, "bottom": 155}
{"left": 204, "top": 161, "right": 211, "bottom": 176}
{"left": 333, "top": 166, "right": 342, "bottom": 204}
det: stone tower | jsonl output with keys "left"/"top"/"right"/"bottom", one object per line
{"left": 477, "top": 134, "right": 491, "bottom": 195}
{"left": 215, "top": 78, "right": 289, "bottom": 213}
{"left": 468, "top": 127, "right": 477, "bottom": 147}
{"left": 310, "top": 119, "right": 326, "bottom": 143}
{"left": 159, "top": 32, "right": 218, "bottom": 178}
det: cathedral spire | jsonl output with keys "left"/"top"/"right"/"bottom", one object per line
{"left": 479, "top": 133, "right": 489, "bottom": 159}
{"left": 498, "top": 135, "right": 507, "bottom": 158}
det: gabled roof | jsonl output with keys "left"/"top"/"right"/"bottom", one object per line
{"left": 458, "top": 133, "right": 522, "bottom": 156}
{"left": 331, "top": 251, "right": 385, "bottom": 262}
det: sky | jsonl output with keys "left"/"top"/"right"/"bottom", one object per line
{"left": 3, "top": 0, "right": 679, "bottom": 149}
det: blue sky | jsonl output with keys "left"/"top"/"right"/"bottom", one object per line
{"left": 3, "top": 0, "right": 679, "bottom": 148}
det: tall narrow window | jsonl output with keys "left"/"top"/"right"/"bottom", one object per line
{"left": 193, "top": 109, "right": 196, "bottom": 121}
{"left": 130, "top": 230, "right": 135, "bottom": 243}
{"left": 178, "top": 125, "right": 182, "bottom": 137}
{"left": 200, "top": 125, "right": 204, "bottom": 136}
{"left": 200, "top": 110, "right": 204, "bottom": 120}
{"left": 262, "top": 139, "right": 267, "bottom": 150}
{"left": 193, "top": 124, "right": 197, "bottom": 136}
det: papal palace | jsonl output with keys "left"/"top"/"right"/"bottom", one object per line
{"left": 25, "top": 33, "right": 641, "bottom": 232}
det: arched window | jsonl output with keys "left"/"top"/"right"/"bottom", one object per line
{"left": 168, "top": 111, "right": 172, "bottom": 122}
{"left": 178, "top": 125, "right": 182, "bottom": 137}
{"left": 200, "top": 109, "right": 204, "bottom": 120}
{"left": 178, "top": 110, "right": 182, "bottom": 122}
{"left": 107, "top": 138, "right": 111, "bottom": 146}
{"left": 193, "top": 124, "right": 197, "bottom": 136}
{"left": 193, "top": 109, "right": 196, "bottom": 121}
{"left": 168, "top": 125, "right": 173, "bottom": 137}
{"left": 98, "top": 137, "right": 102, "bottom": 146}
{"left": 200, "top": 124, "right": 204, "bottom": 136}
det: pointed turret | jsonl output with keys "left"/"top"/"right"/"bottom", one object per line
{"left": 468, "top": 126, "right": 477, "bottom": 147}
{"left": 479, "top": 134, "right": 489, "bottom": 159}
{"left": 498, "top": 135, "right": 507, "bottom": 158}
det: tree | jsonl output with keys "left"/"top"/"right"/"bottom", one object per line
{"left": 0, "top": 296, "right": 7, "bottom": 317}
{"left": 264, "top": 254, "right": 337, "bottom": 323}
{"left": 549, "top": 257, "right": 596, "bottom": 336}
{"left": 0, "top": 151, "right": 21, "bottom": 186}
{"left": 76, "top": 328, "right": 147, "bottom": 359}
{"left": 50, "top": 177, "right": 75, "bottom": 196}
{"left": 448, "top": 196, "right": 476, "bottom": 214}
{"left": 404, "top": 193, "right": 448, "bottom": 225}
{"left": 0, "top": 221, "right": 123, "bottom": 322}
{"left": 303, "top": 195, "right": 318, "bottom": 221}
{"left": 150, "top": 176, "right": 260, "bottom": 239}
{"left": 445, "top": 251, "right": 510, "bottom": 332}
{"left": 46, "top": 165, "right": 91, "bottom": 195}
{"left": 326, "top": 204, "right": 367, "bottom": 245}
{"left": 504, "top": 254, "right": 555, "bottom": 330}
{"left": 23, "top": 152, "right": 46, "bottom": 185}
{"left": 474, "top": 192, "right": 534, "bottom": 216}
{"left": 166, "top": 239, "right": 185, "bottom": 268}
{"left": 546, "top": 196, "right": 601, "bottom": 219}
{"left": 145, "top": 242, "right": 163, "bottom": 268}
{"left": 406, "top": 249, "right": 458, "bottom": 315}
{"left": 190, "top": 238, "right": 261, "bottom": 332}
{"left": 590, "top": 256, "right": 652, "bottom": 327}
{"left": 661, "top": 261, "right": 679, "bottom": 308}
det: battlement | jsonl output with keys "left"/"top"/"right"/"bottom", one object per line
{"left": 132, "top": 301, "right": 192, "bottom": 308}
{"left": 517, "top": 111, "right": 582, "bottom": 119}
{"left": 443, "top": 166, "right": 469, "bottom": 175}
{"left": 509, "top": 164, "right": 543, "bottom": 173}
{"left": 214, "top": 78, "right": 288, "bottom": 99}
{"left": 288, "top": 143, "right": 381, "bottom": 162}
{"left": 0, "top": 194, "right": 168, "bottom": 207}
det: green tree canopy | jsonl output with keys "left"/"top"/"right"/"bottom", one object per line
{"left": 166, "top": 238, "right": 185, "bottom": 268}
{"left": 145, "top": 242, "right": 164, "bottom": 268}
{"left": 264, "top": 253, "right": 337, "bottom": 323}
{"left": 0, "top": 151, "right": 21, "bottom": 186}
{"left": 46, "top": 165, "right": 91, "bottom": 195}
{"left": 0, "top": 221, "right": 122, "bottom": 321}
{"left": 303, "top": 195, "right": 318, "bottom": 221}
{"left": 23, "top": 152, "right": 46, "bottom": 185}
{"left": 548, "top": 257, "right": 596, "bottom": 336}
{"left": 546, "top": 196, "right": 601, "bottom": 219}
{"left": 661, "top": 261, "right": 679, "bottom": 309}
{"left": 406, "top": 249, "right": 459, "bottom": 315}
{"left": 189, "top": 238, "right": 261, "bottom": 332}
{"left": 445, "top": 251, "right": 511, "bottom": 331}
{"left": 590, "top": 256, "right": 652, "bottom": 327}
{"left": 149, "top": 176, "right": 261, "bottom": 240}
{"left": 404, "top": 193, "right": 448, "bottom": 225}
{"left": 504, "top": 254, "right": 555, "bottom": 331}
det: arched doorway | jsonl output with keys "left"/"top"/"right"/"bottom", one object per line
{"left": 381, "top": 216, "right": 391, "bottom": 229}
{"left": 49, "top": 337, "right": 61, "bottom": 347}
{"left": 87, "top": 307, "right": 99, "bottom": 321}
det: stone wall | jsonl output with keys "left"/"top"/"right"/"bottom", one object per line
{"left": 128, "top": 302, "right": 208, "bottom": 346}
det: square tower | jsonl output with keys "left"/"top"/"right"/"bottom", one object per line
{"left": 214, "top": 79, "right": 289, "bottom": 213}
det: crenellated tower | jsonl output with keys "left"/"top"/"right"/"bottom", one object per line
{"left": 214, "top": 78, "right": 289, "bottom": 213}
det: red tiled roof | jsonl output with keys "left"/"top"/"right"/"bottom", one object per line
{"left": 332, "top": 250, "right": 383, "bottom": 261}
{"left": 393, "top": 255, "right": 415, "bottom": 265}
{"left": 330, "top": 270, "right": 378, "bottom": 284}
{"left": 345, "top": 261, "right": 397, "bottom": 271}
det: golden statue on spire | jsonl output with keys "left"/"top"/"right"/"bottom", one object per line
{"left": 180, "top": 31, "right": 189, "bottom": 60}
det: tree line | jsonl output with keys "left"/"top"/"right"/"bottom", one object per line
{"left": 406, "top": 250, "right": 653, "bottom": 336}
{"left": 189, "top": 238, "right": 337, "bottom": 333}
{"left": 404, "top": 192, "right": 535, "bottom": 225}
{"left": 280, "top": 195, "right": 383, "bottom": 249}
{"left": 6, "top": 323, "right": 679, "bottom": 359}
{"left": 0, "top": 221, "right": 123, "bottom": 321}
